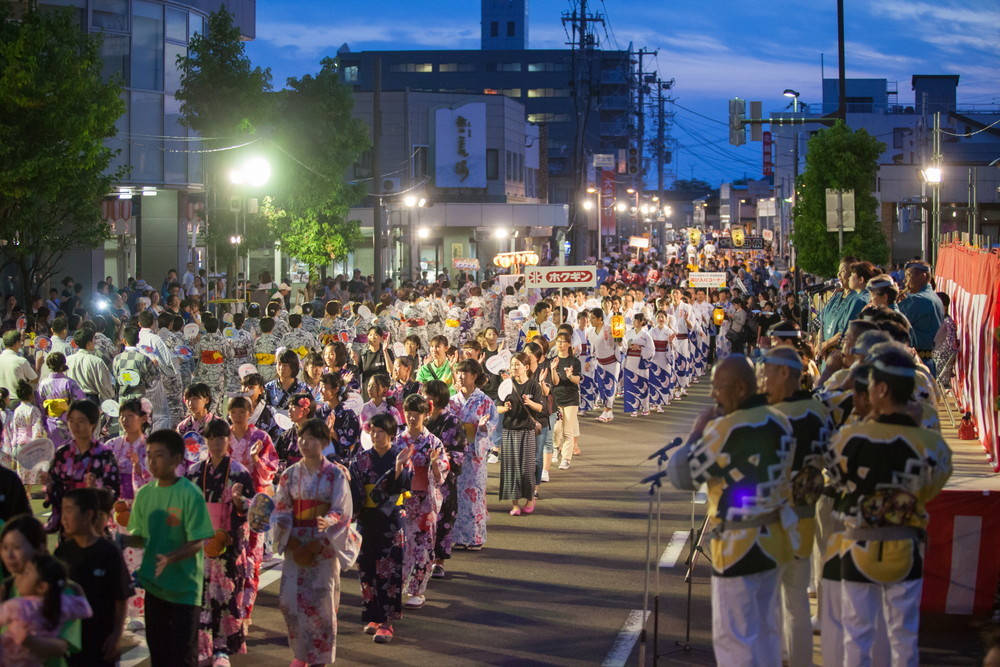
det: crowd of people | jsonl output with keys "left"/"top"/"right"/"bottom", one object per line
{"left": 0, "top": 231, "right": 962, "bottom": 666}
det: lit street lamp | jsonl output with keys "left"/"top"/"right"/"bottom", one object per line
{"left": 229, "top": 157, "right": 271, "bottom": 289}
{"left": 783, "top": 89, "right": 801, "bottom": 113}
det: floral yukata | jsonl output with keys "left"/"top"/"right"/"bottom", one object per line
{"left": 449, "top": 389, "right": 499, "bottom": 548}
{"left": 193, "top": 332, "right": 234, "bottom": 399}
{"left": 272, "top": 459, "right": 354, "bottom": 665}
{"left": 228, "top": 424, "right": 279, "bottom": 619}
{"left": 186, "top": 457, "right": 255, "bottom": 661}
{"left": 317, "top": 402, "right": 361, "bottom": 465}
{"left": 426, "top": 410, "right": 467, "bottom": 562}
{"left": 45, "top": 440, "right": 121, "bottom": 533}
{"left": 3, "top": 402, "right": 45, "bottom": 483}
{"left": 106, "top": 433, "right": 151, "bottom": 621}
{"left": 349, "top": 444, "right": 411, "bottom": 625}
{"left": 36, "top": 372, "right": 85, "bottom": 448}
{"left": 394, "top": 427, "right": 448, "bottom": 598}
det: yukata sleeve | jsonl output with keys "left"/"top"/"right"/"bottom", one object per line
{"left": 270, "top": 468, "right": 294, "bottom": 554}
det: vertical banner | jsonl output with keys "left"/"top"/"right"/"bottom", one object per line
{"left": 762, "top": 131, "right": 773, "bottom": 176}
{"left": 435, "top": 103, "right": 487, "bottom": 188}
{"left": 600, "top": 169, "right": 617, "bottom": 237}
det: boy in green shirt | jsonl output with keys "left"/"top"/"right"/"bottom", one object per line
{"left": 126, "top": 429, "right": 215, "bottom": 667}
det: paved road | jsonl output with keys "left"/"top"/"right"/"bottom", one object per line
{"left": 114, "top": 377, "right": 981, "bottom": 666}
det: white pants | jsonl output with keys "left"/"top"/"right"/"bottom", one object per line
{"left": 781, "top": 558, "right": 814, "bottom": 667}
{"left": 820, "top": 578, "right": 843, "bottom": 667}
{"left": 842, "top": 578, "right": 921, "bottom": 667}
{"left": 711, "top": 569, "right": 781, "bottom": 667}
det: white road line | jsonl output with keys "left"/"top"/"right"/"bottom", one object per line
{"left": 119, "top": 555, "right": 285, "bottom": 665}
{"left": 658, "top": 531, "right": 689, "bottom": 568}
{"left": 602, "top": 609, "right": 650, "bottom": 667}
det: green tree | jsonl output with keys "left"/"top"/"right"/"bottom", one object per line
{"left": 671, "top": 178, "right": 714, "bottom": 194}
{"left": 175, "top": 5, "right": 272, "bottom": 272}
{"left": 0, "top": 4, "right": 126, "bottom": 305}
{"left": 791, "top": 121, "right": 888, "bottom": 276}
{"left": 262, "top": 57, "right": 370, "bottom": 270}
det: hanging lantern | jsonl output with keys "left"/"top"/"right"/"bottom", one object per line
{"left": 526, "top": 253, "right": 540, "bottom": 265}
{"left": 731, "top": 227, "right": 745, "bottom": 247}
{"left": 713, "top": 308, "right": 726, "bottom": 326}
{"left": 610, "top": 314, "right": 626, "bottom": 339}
{"left": 689, "top": 228, "right": 702, "bottom": 245}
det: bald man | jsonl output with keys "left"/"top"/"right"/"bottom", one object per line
{"left": 762, "top": 347, "right": 834, "bottom": 667}
{"left": 667, "top": 355, "right": 796, "bottom": 665}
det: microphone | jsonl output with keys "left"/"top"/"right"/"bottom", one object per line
{"left": 641, "top": 470, "right": 668, "bottom": 486}
{"left": 647, "top": 437, "right": 683, "bottom": 462}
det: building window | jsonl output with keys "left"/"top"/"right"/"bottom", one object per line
{"left": 506, "top": 151, "right": 512, "bottom": 181}
{"left": 490, "top": 21, "right": 498, "bottom": 37}
{"left": 132, "top": 1, "right": 164, "bottom": 91}
{"left": 164, "top": 43, "right": 186, "bottom": 94}
{"left": 501, "top": 88, "right": 521, "bottom": 98}
{"left": 99, "top": 34, "right": 129, "bottom": 85}
{"left": 507, "top": 21, "right": 515, "bottom": 37}
{"left": 439, "top": 63, "right": 476, "bottom": 72}
{"left": 527, "top": 62, "right": 568, "bottom": 72}
{"left": 527, "top": 88, "right": 570, "bottom": 98}
{"left": 487, "top": 149, "right": 499, "bottom": 180}
{"left": 355, "top": 150, "right": 372, "bottom": 179}
{"left": 498, "top": 63, "right": 521, "bottom": 72}
{"left": 412, "top": 146, "right": 428, "bottom": 181}
{"left": 91, "top": 0, "right": 127, "bottom": 31}
{"left": 527, "top": 113, "right": 570, "bottom": 123}
{"left": 165, "top": 7, "right": 187, "bottom": 42}
{"left": 343, "top": 65, "right": 359, "bottom": 83}
{"left": 389, "top": 63, "right": 433, "bottom": 73}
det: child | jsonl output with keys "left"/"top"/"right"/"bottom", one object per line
{"left": 396, "top": 394, "right": 448, "bottom": 609}
{"left": 177, "top": 383, "right": 216, "bottom": 438}
{"left": 185, "top": 419, "right": 254, "bottom": 666}
{"left": 271, "top": 418, "right": 354, "bottom": 666}
{"left": 54, "top": 488, "right": 132, "bottom": 667}
{"left": 358, "top": 374, "right": 402, "bottom": 435}
{"left": 104, "top": 398, "right": 152, "bottom": 628}
{"left": 126, "top": 429, "right": 216, "bottom": 667}
{"left": 4, "top": 381, "right": 45, "bottom": 487}
{"left": 348, "top": 413, "right": 412, "bottom": 644}
{"left": 0, "top": 553, "right": 93, "bottom": 667}
{"left": 421, "top": 380, "right": 466, "bottom": 579}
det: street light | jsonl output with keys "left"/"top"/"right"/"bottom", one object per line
{"left": 582, "top": 200, "right": 594, "bottom": 211}
{"left": 922, "top": 167, "right": 942, "bottom": 184}
{"left": 783, "top": 89, "right": 801, "bottom": 113}
{"left": 229, "top": 157, "right": 271, "bottom": 291}
{"left": 417, "top": 227, "right": 430, "bottom": 239}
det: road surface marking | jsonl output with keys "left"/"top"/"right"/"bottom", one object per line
{"left": 602, "top": 609, "right": 650, "bottom": 667}
{"left": 659, "top": 531, "right": 689, "bottom": 568}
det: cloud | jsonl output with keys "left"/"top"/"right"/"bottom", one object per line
{"left": 257, "top": 21, "right": 480, "bottom": 58}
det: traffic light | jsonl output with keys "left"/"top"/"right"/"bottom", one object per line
{"left": 729, "top": 98, "right": 746, "bottom": 146}
{"left": 627, "top": 147, "right": 639, "bottom": 174}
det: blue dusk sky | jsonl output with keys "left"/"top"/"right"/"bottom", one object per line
{"left": 244, "top": 0, "right": 999, "bottom": 187}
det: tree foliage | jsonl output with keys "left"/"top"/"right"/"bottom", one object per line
{"left": 670, "top": 178, "right": 714, "bottom": 194}
{"left": 791, "top": 121, "right": 888, "bottom": 277}
{"left": 175, "top": 5, "right": 272, "bottom": 141}
{"left": 262, "top": 57, "right": 370, "bottom": 269}
{"left": 0, "top": 4, "right": 126, "bottom": 304}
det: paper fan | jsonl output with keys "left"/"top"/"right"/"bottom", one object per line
{"left": 497, "top": 378, "right": 514, "bottom": 401}
{"left": 238, "top": 363, "right": 257, "bottom": 379}
{"left": 392, "top": 342, "right": 407, "bottom": 357}
{"left": 116, "top": 369, "right": 140, "bottom": 388}
{"left": 485, "top": 350, "right": 512, "bottom": 375}
{"left": 183, "top": 323, "right": 200, "bottom": 339}
{"left": 182, "top": 431, "right": 207, "bottom": 464}
{"left": 101, "top": 400, "right": 120, "bottom": 418}
{"left": 273, "top": 411, "right": 293, "bottom": 431}
{"left": 357, "top": 305, "right": 372, "bottom": 320}
{"left": 14, "top": 438, "right": 54, "bottom": 473}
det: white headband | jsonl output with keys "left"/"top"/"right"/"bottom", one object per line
{"left": 873, "top": 359, "right": 916, "bottom": 378}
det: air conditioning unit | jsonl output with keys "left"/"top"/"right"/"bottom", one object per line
{"left": 382, "top": 178, "right": 402, "bottom": 193}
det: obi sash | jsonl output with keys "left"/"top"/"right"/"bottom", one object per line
{"left": 675, "top": 334, "right": 689, "bottom": 340}
{"left": 207, "top": 501, "right": 232, "bottom": 532}
{"left": 255, "top": 352, "right": 276, "bottom": 365}
{"left": 289, "top": 346, "right": 308, "bottom": 358}
{"left": 597, "top": 355, "right": 617, "bottom": 366}
{"left": 201, "top": 350, "right": 224, "bottom": 364}
{"left": 627, "top": 349, "right": 642, "bottom": 358}
{"left": 293, "top": 498, "right": 329, "bottom": 528}
{"left": 43, "top": 398, "right": 70, "bottom": 418}
{"left": 406, "top": 318, "right": 426, "bottom": 327}
{"left": 362, "top": 483, "right": 405, "bottom": 508}
{"left": 653, "top": 340, "right": 669, "bottom": 352}
{"left": 411, "top": 465, "right": 429, "bottom": 492}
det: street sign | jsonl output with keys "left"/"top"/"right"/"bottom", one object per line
{"left": 762, "top": 229, "right": 774, "bottom": 242}
{"left": 524, "top": 265, "right": 597, "bottom": 289}
{"left": 717, "top": 237, "right": 766, "bottom": 250}
{"left": 825, "top": 189, "right": 856, "bottom": 232}
{"left": 593, "top": 153, "right": 615, "bottom": 168}
{"left": 688, "top": 272, "right": 727, "bottom": 288}
{"left": 452, "top": 258, "right": 480, "bottom": 270}
{"left": 763, "top": 131, "right": 773, "bottom": 176}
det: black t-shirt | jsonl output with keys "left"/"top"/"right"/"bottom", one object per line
{"left": 359, "top": 345, "right": 393, "bottom": 400}
{"left": 502, "top": 378, "right": 543, "bottom": 431}
{"left": 480, "top": 348, "right": 501, "bottom": 402}
{"left": 54, "top": 537, "right": 133, "bottom": 665}
{"left": 0, "top": 465, "right": 30, "bottom": 523}
{"left": 550, "top": 355, "right": 582, "bottom": 407}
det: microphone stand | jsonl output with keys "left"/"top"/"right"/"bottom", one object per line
{"left": 637, "top": 438, "right": 680, "bottom": 667}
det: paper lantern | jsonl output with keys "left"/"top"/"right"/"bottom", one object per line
{"left": 713, "top": 308, "right": 726, "bottom": 326}
{"left": 731, "top": 227, "right": 745, "bottom": 247}
{"left": 610, "top": 314, "right": 626, "bottom": 338}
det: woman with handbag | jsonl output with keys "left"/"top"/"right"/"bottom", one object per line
{"left": 727, "top": 298, "right": 749, "bottom": 355}
{"left": 497, "top": 352, "right": 544, "bottom": 516}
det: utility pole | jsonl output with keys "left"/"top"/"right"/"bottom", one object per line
{"left": 561, "top": 0, "right": 604, "bottom": 262}
{"left": 837, "top": 0, "right": 846, "bottom": 120}
{"left": 372, "top": 56, "right": 384, "bottom": 290}
{"left": 634, "top": 48, "right": 656, "bottom": 186}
